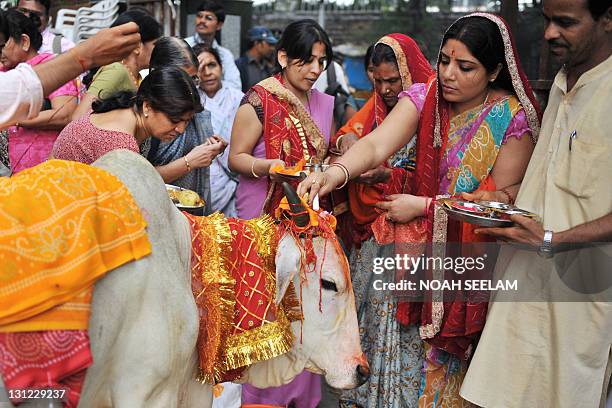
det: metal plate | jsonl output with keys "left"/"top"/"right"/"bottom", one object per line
{"left": 442, "top": 206, "right": 514, "bottom": 228}
{"left": 476, "top": 200, "right": 539, "bottom": 219}
{"left": 437, "top": 197, "right": 514, "bottom": 228}
{"left": 166, "top": 184, "right": 205, "bottom": 211}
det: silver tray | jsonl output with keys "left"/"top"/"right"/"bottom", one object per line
{"left": 476, "top": 200, "right": 539, "bottom": 219}
{"left": 437, "top": 198, "right": 515, "bottom": 228}
{"left": 442, "top": 206, "right": 514, "bottom": 227}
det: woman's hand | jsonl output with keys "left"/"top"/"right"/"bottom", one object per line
{"left": 185, "top": 143, "right": 223, "bottom": 169}
{"left": 266, "top": 159, "right": 287, "bottom": 182}
{"left": 355, "top": 165, "right": 391, "bottom": 185}
{"left": 297, "top": 165, "right": 346, "bottom": 204}
{"left": 205, "top": 135, "right": 227, "bottom": 156}
{"left": 375, "top": 194, "right": 428, "bottom": 224}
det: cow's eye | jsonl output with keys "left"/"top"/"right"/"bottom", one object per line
{"left": 321, "top": 279, "right": 338, "bottom": 292}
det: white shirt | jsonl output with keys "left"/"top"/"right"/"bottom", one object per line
{"left": 40, "top": 27, "right": 76, "bottom": 55}
{"left": 198, "top": 84, "right": 243, "bottom": 216}
{"left": 185, "top": 35, "right": 242, "bottom": 91}
{"left": 0, "top": 64, "right": 43, "bottom": 130}
{"left": 313, "top": 61, "right": 351, "bottom": 95}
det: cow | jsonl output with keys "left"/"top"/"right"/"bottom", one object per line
{"left": 0, "top": 150, "right": 368, "bottom": 407}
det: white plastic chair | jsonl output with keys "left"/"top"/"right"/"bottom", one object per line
{"left": 73, "top": 0, "right": 120, "bottom": 42}
{"left": 55, "top": 9, "right": 77, "bottom": 41}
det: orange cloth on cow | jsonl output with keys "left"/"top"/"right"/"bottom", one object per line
{"left": 0, "top": 160, "right": 151, "bottom": 332}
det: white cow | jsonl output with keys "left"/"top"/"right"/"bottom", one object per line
{"left": 0, "top": 150, "right": 368, "bottom": 407}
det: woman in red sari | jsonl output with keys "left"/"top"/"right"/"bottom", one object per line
{"left": 332, "top": 33, "right": 433, "bottom": 407}
{"left": 229, "top": 19, "right": 334, "bottom": 222}
{"left": 299, "top": 13, "right": 541, "bottom": 407}
{"left": 332, "top": 34, "right": 433, "bottom": 248}
{"left": 229, "top": 19, "right": 334, "bottom": 408}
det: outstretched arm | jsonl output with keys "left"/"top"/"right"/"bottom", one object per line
{"left": 34, "top": 23, "right": 141, "bottom": 97}
{"left": 479, "top": 212, "right": 612, "bottom": 253}
{"left": 298, "top": 96, "right": 419, "bottom": 201}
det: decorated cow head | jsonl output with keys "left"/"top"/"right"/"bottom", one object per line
{"left": 274, "top": 183, "right": 369, "bottom": 389}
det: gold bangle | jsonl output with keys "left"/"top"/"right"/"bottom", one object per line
{"left": 335, "top": 134, "right": 346, "bottom": 150}
{"left": 329, "top": 162, "right": 350, "bottom": 189}
{"left": 183, "top": 156, "right": 191, "bottom": 172}
{"left": 251, "top": 158, "right": 260, "bottom": 178}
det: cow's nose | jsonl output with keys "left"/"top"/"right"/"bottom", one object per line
{"left": 356, "top": 364, "right": 370, "bottom": 385}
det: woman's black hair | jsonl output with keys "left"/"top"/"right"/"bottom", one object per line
{"left": 92, "top": 66, "right": 203, "bottom": 121}
{"left": 363, "top": 43, "right": 375, "bottom": 72}
{"left": 442, "top": 16, "right": 513, "bottom": 92}
{"left": 0, "top": 9, "right": 42, "bottom": 51}
{"left": 275, "top": 19, "right": 333, "bottom": 73}
{"left": 150, "top": 37, "right": 199, "bottom": 71}
{"left": 192, "top": 43, "right": 222, "bottom": 67}
{"left": 371, "top": 43, "right": 398, "bottom": 69}
{"left": 84, "top": 9, "right": 162, "bottom": 88}
{"left": 111, "top": 9, "right": 162, "bottom": 43}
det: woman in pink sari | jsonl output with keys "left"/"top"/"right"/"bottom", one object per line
{"left": 0, "top": 9, "right": 77, "bottom": 174}
{"left": 299, "top": 13, "right": 541, "bottom": 407}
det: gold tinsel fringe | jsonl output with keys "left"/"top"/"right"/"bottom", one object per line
{"left": 223, "top": 314, "right": 294, "bottom": 371}
{"left": 245, "top": 215, "right": 278, "bottom": 299}
{"left": 194, "top": 213, "right": 236, "bottom": 384}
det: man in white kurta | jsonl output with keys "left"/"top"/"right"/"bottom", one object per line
{"left": 460, "top": 1, "right": 612, "bottom": 406}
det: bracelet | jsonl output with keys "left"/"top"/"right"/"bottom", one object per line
{"left": 69, "top": 48, "right": 88, "bottom": 73}
{"left": 183, "top": 156, "right": 191, "bottom": 172}
{"left": 499, "top": 187, "right": 515, "bottom": 205}
{"left": 251, "top": 158, "right": 260, "bottom": 178}
{"left": 330, "top": 162, "right": 350, "bottom": 190}
{"left": 335, "top": 134, "right": 346, "bottom": 150}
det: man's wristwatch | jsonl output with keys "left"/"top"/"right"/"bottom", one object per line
{"left": 537, "top": 230, "right": 554, "bottom": 258}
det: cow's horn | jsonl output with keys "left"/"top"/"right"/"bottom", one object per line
{"left": 282, "top": 182, "right": 310, "bottom": 228}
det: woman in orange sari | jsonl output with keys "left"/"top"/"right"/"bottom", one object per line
{"left": 332, "top": 34, "right": 434, "bottom": 407}
{"left": 299, "top": 13, "right": 541, "bottom": 407}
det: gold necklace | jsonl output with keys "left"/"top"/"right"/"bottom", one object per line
{"left": 121, "top": 60, "right": 140, "bottom": 87}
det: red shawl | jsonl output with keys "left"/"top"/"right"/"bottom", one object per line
{"left": 250, "top": 75, "right": 328, "bottom": 215}
{"left": 333, "top": 34, "right": 434, "bottom": 246}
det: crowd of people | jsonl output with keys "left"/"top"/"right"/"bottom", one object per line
{"left": 0, "top": 0, "right": 610, "bottom": 407}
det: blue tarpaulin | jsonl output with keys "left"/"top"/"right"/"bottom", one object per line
{"left": 343, "top": 56, "right": 371, "bottom": 91}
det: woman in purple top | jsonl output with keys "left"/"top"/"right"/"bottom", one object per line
{"left": 229, "top": 19, "right": 334, "bottom": 220}
{"left": 228, "top": 19, "right": 334, "bottom": 408}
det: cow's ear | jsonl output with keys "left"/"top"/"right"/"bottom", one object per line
{"left": 275, "top": 236, "right": 300, "bottom": 304}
